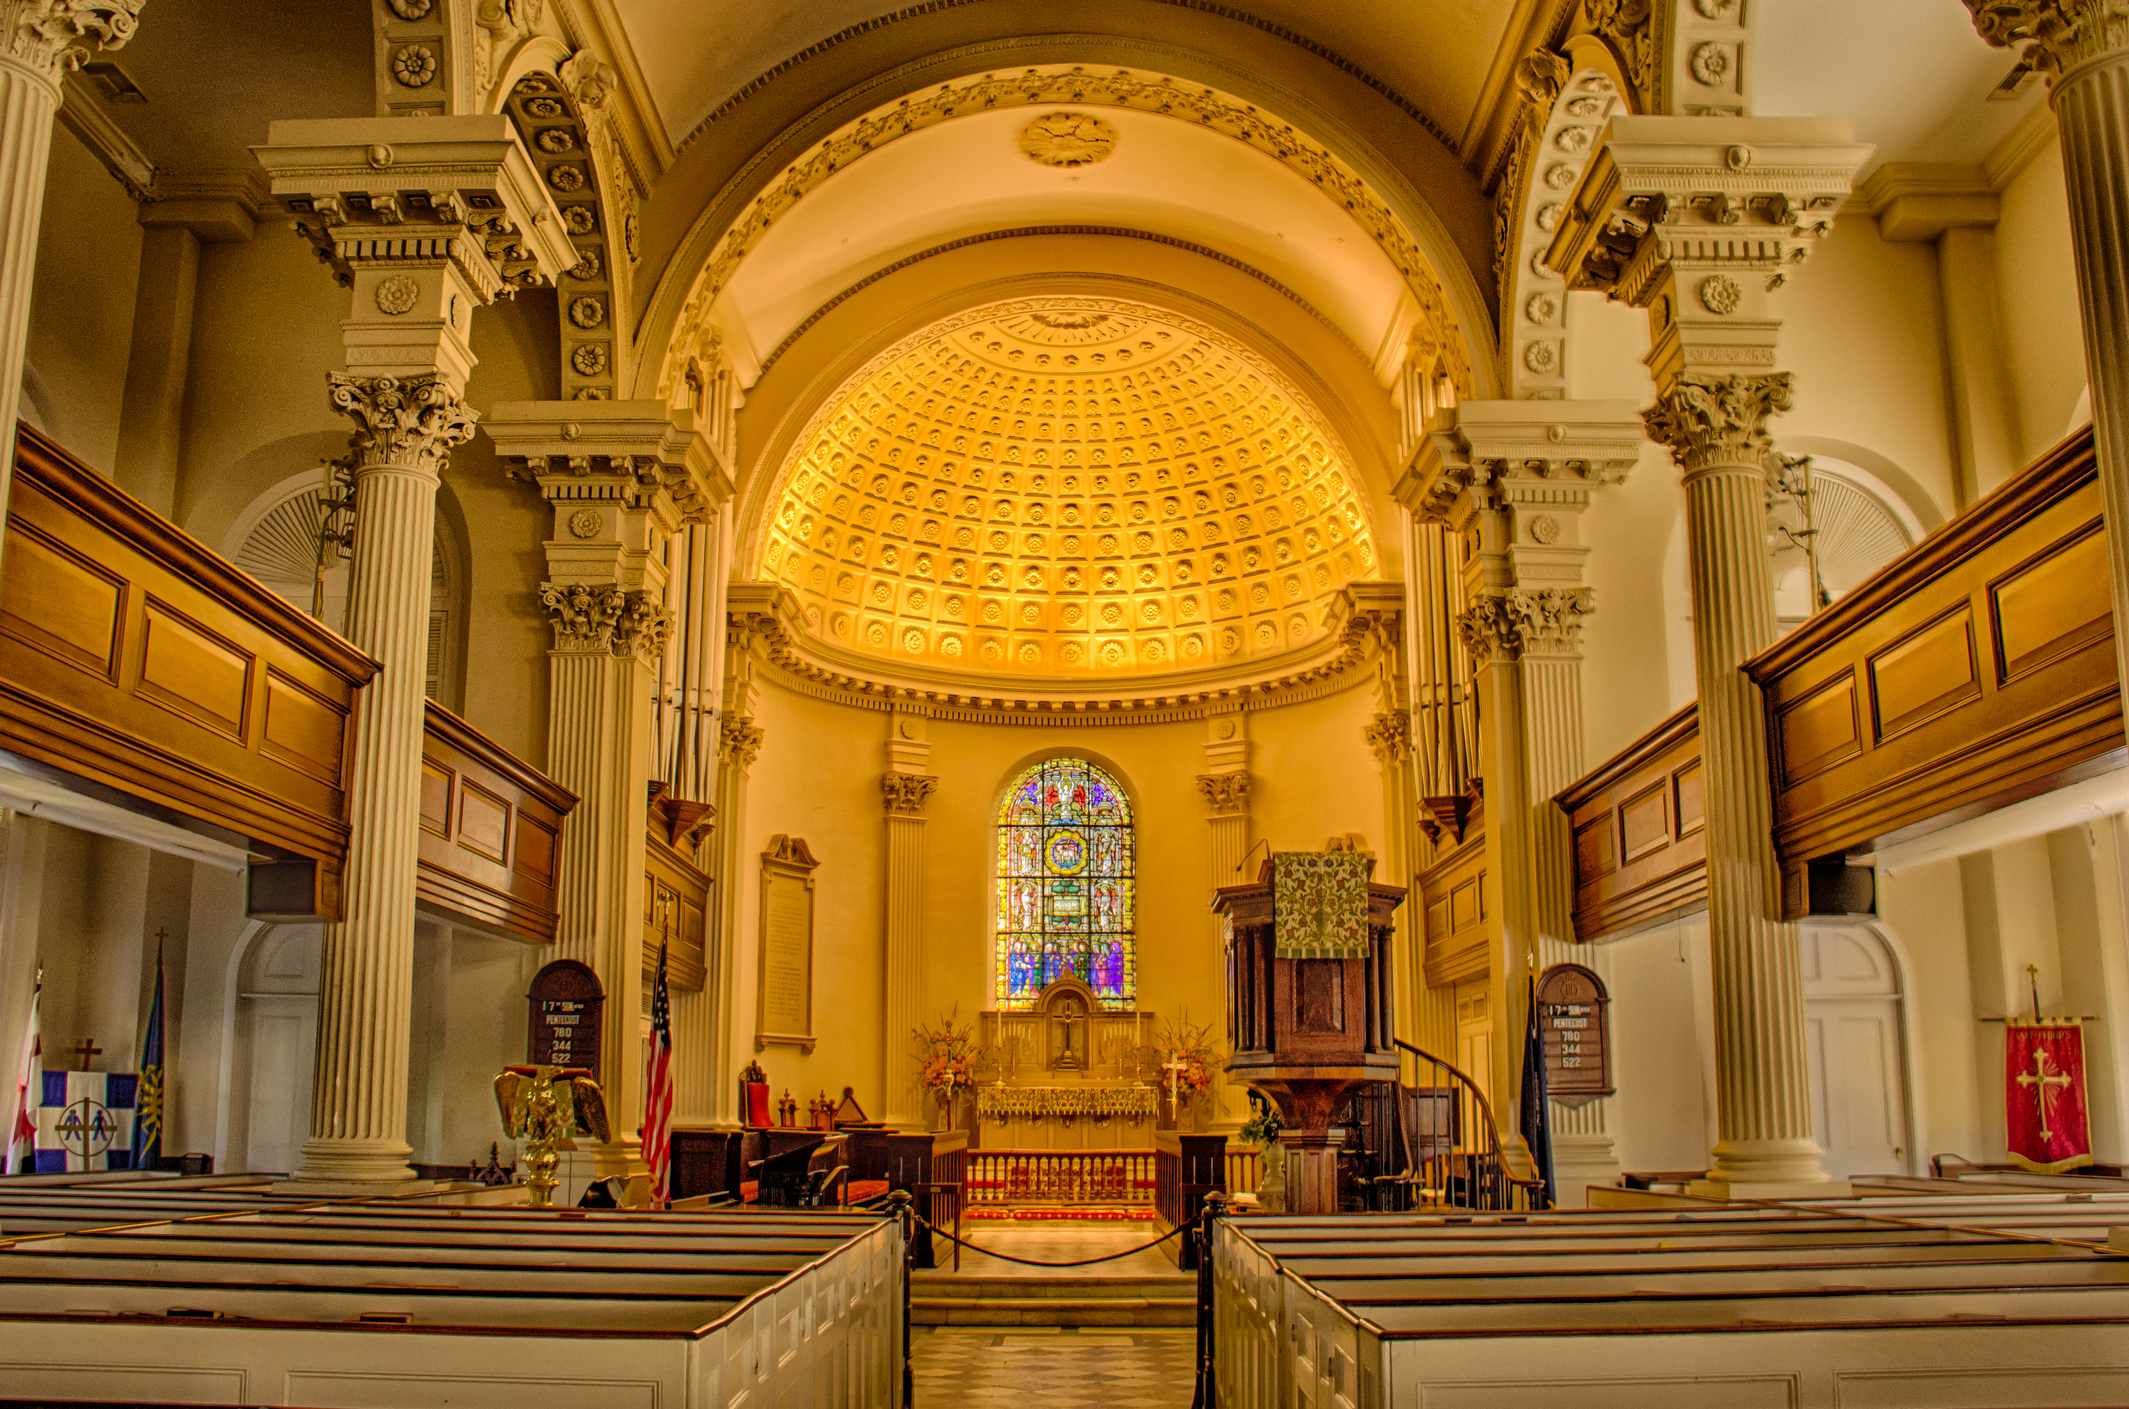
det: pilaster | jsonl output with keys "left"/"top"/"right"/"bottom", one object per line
{"left": 1548, "top": 117, "right": 1870, "bottom": 1196}
{"left": 882, "top": 709, "right": 937, "bottom": 1127}
{"left": 708, "top": 694, "right": 763, "bottom": 1122}
{"left": 0, "top": 1, "right": 143, "bottom": 558}
{"left": 1198, "top": 712, "right": 1253, "bottom": 1129}
{"left": 1403, "top": 404, "right": 1641, "bottom": 1189}
{"left": 255, "top": 117, "right": 574, "bottom": 1187}
{"left": 488, "top": 403, "right": 723, "bottom": 1170}
{"left": 1964, "top": 1, "right": 2129, "bottom": 734}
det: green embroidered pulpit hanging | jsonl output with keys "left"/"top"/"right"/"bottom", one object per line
{"left": 1272, "top": 851, "right": 1371, "bottom": 958}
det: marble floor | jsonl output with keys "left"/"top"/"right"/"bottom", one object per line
{"left": 911, "top": 1326, "right": 1197, "bottom": 1408}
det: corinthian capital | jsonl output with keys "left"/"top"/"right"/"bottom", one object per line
{"left": 1194, "top": 770, "right": 1253, "bottom": 814}
{"left": 1458, "top": 588, "right": 1596, "bottom": 664}
{"left": 614, "top": 590, "right": 673, "bottom": 663}
{"left": 718, "top": 715, "right": 764, "bottom": 770}
{"left": 329, "top": 373, "right": 477, "bottom": 476}
{"left": 1966, "top": 0, "right": 2129, "bottom": 74}
{"left": 882, "top": 772, "right": 940, "bottom": 817}
{"left": 1642, "top": 372, "right": 1793, "bottom": 474}
{"left": 4, "top": 0, "right": 142, "bottom": 81}
{"left": 538, "top": 582, "right": 671, "bottom": 660}
{"left": 1364, "top": 710, "right": 1413, "bottom": 766}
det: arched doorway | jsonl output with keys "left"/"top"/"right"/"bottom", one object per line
{"left": 225, "top": 925, "right": 321, "bottom": 1175}
{"left": 1801, "top": 923, "right": 1915, "bottom": 1178}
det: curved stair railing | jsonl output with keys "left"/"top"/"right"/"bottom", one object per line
{"left": 1392, "top": 1038, "right": 1550, "bottom": 1212}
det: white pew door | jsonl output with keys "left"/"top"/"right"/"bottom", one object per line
{"left": 235, "top": 925, "right": 321, "bottom": 1175}
{"left": 1802, "top": 923, "right": 1913, "bottom": 1178}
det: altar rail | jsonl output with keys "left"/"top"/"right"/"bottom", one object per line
{"left": 967, "top": 1148, "right": 1157, "bottom": 1205}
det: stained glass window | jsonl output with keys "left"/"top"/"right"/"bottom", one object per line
{"left": 996, "top": 758, "right": 1135, "bottom": 1011}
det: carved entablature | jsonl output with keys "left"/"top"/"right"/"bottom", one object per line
{"left": 1194, "top": 770, "right": 1254, "bottom": 814}
{"left": 1964, "top": 0, "right": 2129, "bottom": 75}
{"left": 253, "top": 116, "right": 579, "bottom": 301}
{"left": 881, "top": 772, "right": 940, "bottom": 817}
{"left": 487, "top": 401, "right": 732, "bottom": 535}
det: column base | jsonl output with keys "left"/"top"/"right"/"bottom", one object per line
{"left": 1703, "top": 1136, "right": 1834, "bottom": 1189}
{"left": 287, "top": 1137, "right": 418, "bottom": 1186}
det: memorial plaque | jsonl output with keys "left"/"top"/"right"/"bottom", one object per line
{"left": 528, "top": 959, "right": 604, "bottom": 1071}
{"left": 756, "top": 835, "right": 819, "bottom": 1053}
{"left": 1537, "top": 963, "right": 1612, "bottom": 1106}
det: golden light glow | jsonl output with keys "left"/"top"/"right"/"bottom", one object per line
{"left": 757, "top": 297, "right": 1377, "bottom": 677}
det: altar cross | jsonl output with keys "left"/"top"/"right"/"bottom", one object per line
{"left": 1162, "top": 1055, "right": 1186, "bottom": 1114}
{"left": 2017, "top": 1047, "right": 2075, "bottom": 1139}
{"left": 73, "top": 1037, "right": 101, "bottom": 1071}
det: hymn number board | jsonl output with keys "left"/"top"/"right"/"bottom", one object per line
{"left": 528, "top": 959, "right": 604, "bottom": 1070}
{"left": 1536, "top": 963, "right": 1612, "bottom": 1105}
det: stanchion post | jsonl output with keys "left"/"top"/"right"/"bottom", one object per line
{"left": 887, "top": 1190, "right": 915, "bottom": 1408}
{"left": 1193, "top": 1190, "right": 1227, "bottom": 1409}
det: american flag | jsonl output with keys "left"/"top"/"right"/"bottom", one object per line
{"left": 644, "top": 940, "right": 675, "bottom": 1207}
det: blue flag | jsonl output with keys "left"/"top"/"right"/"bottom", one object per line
{"left": 132, "top": 949, "right": 164, "bottom": 1169}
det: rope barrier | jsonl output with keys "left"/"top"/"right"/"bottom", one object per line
{"left": 911, "top": 1212, "right": 1188, "bottom": 1267}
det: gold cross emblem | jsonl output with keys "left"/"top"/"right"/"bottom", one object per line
{"left": 2017, "top": 1047, "right": 2075, "bottom": 1140}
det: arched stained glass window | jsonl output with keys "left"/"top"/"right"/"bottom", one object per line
{"left": 996, "top": 759, "right": 1135, "bottom": 1011}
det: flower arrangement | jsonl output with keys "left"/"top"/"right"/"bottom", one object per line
{"left": 1239, "top": 1089, "right": 1283, "bottom": 1148}
{"left": 913, "top": 1008, "right": 980, "bottom": 1108}
{"left": 1151, "top": 1013, "right": 1220, "bottom": 1112}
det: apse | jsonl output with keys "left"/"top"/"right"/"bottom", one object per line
{"left": 753, "top": 295, "right": 1379, "bottom": 680}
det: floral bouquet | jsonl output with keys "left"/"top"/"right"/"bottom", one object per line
{"left": 1152, "top": 1013, "right": 1221, "bottom": 1114}
{"left": 913, "top": 1008, "right": 980, "bottom": 1112}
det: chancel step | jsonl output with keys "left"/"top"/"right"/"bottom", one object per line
{"left": 911, "top": 1271, "right": 1195, "bottom": 1325}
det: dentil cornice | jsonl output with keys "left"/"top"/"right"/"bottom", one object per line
{"left": 1966, "top": 0, "right": 2129, "bottom": 74}
{"left": 487, "top": 400, "right": 731, "bottom": 525}
{"left": 1194, "top": 771, "right": 1254, "bottom": 814}
{"left": 1457, "top": 588, "right": 1596, "bottom": 665}
{"left": 1543, "top": 116, "right": 1875, "bottom": 309}
{"left": 328, "top": 373, "right": 477, "bottom": 475}
{"left": 3, "top": 0, "right": 140, "bottom": 83}
{"left": 881, "top": 772, "right": 940, "bottom": 817}
{"left": 1642, "top": 372, "right": 1794, "bottom": 473}
{"left": 537, "top": 581, "right": 672, "bottom": 661}
{"left": 251, "top": 116, "right": 578, "bottom": 301}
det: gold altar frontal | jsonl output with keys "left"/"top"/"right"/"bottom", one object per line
{"left": 977, "top": 978, "right": 1162, "bottom": 1150}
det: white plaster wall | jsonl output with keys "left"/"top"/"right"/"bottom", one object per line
{"left": 19, "top": 124, "right": 142, "bottom": 474}
{"left": 1992, "top": 136, "right": 2089, "bottom": 463}
{"left": 1601, "top": 916, "right": 1719, "bottom": 1175}
{"left": 731, "top": 674, "right": 1384, "bottom": 1119}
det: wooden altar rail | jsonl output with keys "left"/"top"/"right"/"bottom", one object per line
{"left": 965, "top": 1148, "right": 1157, "bottom": 1206}
{"left": 1226, "top": 1146, "right": 1263, "bottom": 1196}
{"left": 1155, "top": 1133, "right": 1228, "bottom": 1270}
{"left": 1744, "top": 426, "right": 2118, "bottom": 917}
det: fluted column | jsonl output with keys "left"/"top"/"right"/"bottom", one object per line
{"left": 303, "top": 376, "right": 474, "bottom": 1182}
{"left": 1197, "top": 715, "right": 1252, "bottom": 1129}
{"left": 1966, "top": 4, "right": 2129, "bottom": 714}
{"left": 882, "top": 730, "right": 938, "bottom": 1128}
{"left": 0, "top": 2, "right": 142, "bottom": 554}
{"left": 709, "top": 707, "right": 762, "bottom": 1120}
{"left": 488, "top": 403, "right": 726, "bottom": 1158}
{"left": 255, "top": 119, "right": 575, "bottom": 1186}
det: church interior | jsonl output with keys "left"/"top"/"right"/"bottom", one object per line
{"left": 5, "top": 0, "right": 2129, "bottom": 1403}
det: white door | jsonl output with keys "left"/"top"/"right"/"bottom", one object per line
{"left": 1802, "top": 924, "right": 1912, "bottom": 1178}
{"left": 235, "top": 926, "right": 321, "bottom": 1175}
{"left": 1455, "top": 986, "right": 1493, "bottom": 1151}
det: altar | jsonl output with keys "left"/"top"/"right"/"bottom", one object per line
{"left": 975, "top": 978, "right": 1161, "bottom": 1151}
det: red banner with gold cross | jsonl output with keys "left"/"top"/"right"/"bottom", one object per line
{"left": 2006, "top": 1019, "right": 2093, "bottom": 1174}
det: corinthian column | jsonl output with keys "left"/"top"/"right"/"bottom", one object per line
{"left": 487, "top": 403, "right": 726, "bottom": 1182}
{"left": 1965, "top": 3, "right": 2129, "bottom": 718}
{"left": 254, "top": 120, "right": 575, "bottom": 1185}
{"left": 0, "top": 2, "right": 143, "bottom": 553}
{"left": 1403, "top": 404, "right": 1643, "bottom": 1201}
{"left": 882, "top": 715, "right": 938, "bottom": 1129}
{"left": 1548, "top": 118, "right": 1871, "bottom": 1196}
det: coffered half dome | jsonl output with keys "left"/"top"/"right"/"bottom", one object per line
{"left": 754, "top": 296, "right": 1379, "bottom": 680}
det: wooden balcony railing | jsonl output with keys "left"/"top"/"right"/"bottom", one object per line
{"left": 1746, "top": 427, "right": 2117, "bottom": 916}
{"left": 0, "top": 424, "right": 378, "bottom": 920}
{"left": 1555, "top": 703, "right": 1705, "bottom": 941}
{"left": 965, "top": 1148, "right": 1157, "bottom": 1205}
{"left": 417, "top": 702, "right": 575, "bottom": 944}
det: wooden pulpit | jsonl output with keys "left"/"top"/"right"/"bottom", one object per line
{"left": 1214, "top": 852, "right": 1404, "bottom": 1214}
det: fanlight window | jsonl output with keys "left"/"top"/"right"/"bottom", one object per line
{"left": 996, "top": 759, "right": 1135, "bottom": 1011}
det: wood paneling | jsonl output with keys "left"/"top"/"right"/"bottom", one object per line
{"left": 1556, "top": 704, "right": 1707, "bottom": 941}
{"left": 1418, "top": 797, "right": 1490, "bottom": 986}
{"left": 415, "top": 701, "right": 576, "bottom": 944}
{"left": 1746, "top": 427, "right": 2121, "bottom": 919}
{"left": 0, "top": 424, "right": 378, "bottom": 918}
{"left": 645, "top": 830, "right": 710, "bottom": 993}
